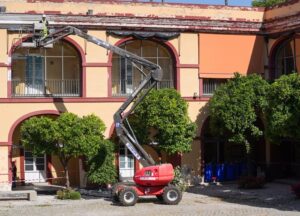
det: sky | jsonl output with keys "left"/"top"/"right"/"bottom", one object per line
{"left": 157, "top": 0, "right": 253, "bottom": 7}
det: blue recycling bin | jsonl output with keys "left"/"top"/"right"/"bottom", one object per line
{"left": 226, "top": 163, "right": 237, "bottom": 181}
{"left": 216, "top": 163, "right": 225, "bottom": 182}
{"left": 204, "top": 164, "right": 213, "bottom": 182}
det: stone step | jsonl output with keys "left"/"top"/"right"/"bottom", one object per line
{"left": 0, "top": 190, "right": 37, "bottom": 201}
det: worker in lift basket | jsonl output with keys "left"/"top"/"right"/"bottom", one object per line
{"left": 40, "top": 14, "right": 49, "bottom": 38}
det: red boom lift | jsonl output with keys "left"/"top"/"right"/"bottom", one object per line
{"left": 32, "top": 25, "right": 182, "bottom": 206}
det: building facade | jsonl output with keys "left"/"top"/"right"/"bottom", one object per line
{"left": 0, "top": 0, "right": 300, "bottom": 191}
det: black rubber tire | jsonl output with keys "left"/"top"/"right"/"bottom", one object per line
{"left": 111, "top": 183, "right": 124, "bottom": 202}
{"left": 156, "top": 195, "right": 163, "bottom": 201}
{"left": 118, "top": 187, "right": 138, "bottom": 206}
{"left": 162, "top": 185, "right": 182, "bottom": 205}
{"left": 112, "top": 194, "right": 119, "bottom": 202}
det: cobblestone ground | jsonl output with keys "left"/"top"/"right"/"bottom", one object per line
{"left": 0, "top": 183, "right": 299, "bottom": 216}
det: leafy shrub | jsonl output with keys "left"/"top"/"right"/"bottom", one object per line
{"left": 131, "top": 88, "right": 196, "bottom": 154}
{"left": 252, "top": 0, "right": 285, "bottom": 7}
{"left": 238, "top": 176, "right": 265, "bottom": 189}
{"left": 21, "top": 113, "right": 106, "bottom": 188}
{"left": 87, "top": 139, "right": 117, "bottom": 185}
{"left": 69, "top": 191, "right": 81, "bottom": 200}
{"left": 56, "top": 189, "right": 81, "bottom": 200}
{"left": 291, "top": 183, "right": 300, "bottom": 198}
{"left": 209, "top": 73, "right": 269, "bottom": 156}
{"left": 171, "top": 166, "right": 189, "bottom": 191}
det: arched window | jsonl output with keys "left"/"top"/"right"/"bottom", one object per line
{"left": 274, "top": 37, "right": 300, "bottom": 79}
{"left": 112, "top": 40, "right": 175, "bottom": 96}
{"left": 12, "top": 40, "right": 81, "bottom": 97}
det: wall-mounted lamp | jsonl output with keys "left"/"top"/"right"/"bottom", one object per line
{"left": 193, "top": 92, "right": 198, "bottom": 99}
{"left": 87, "top": 9, "right": 93, "bottom": 15}
{"left": 150, "top": 141, "right": 158, "bottom": 146}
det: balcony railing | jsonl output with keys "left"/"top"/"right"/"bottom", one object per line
{"left": 112, "top": 79, "right": 174, "bottom": 97}
{"left": 12, "top": 79, "right": 80, "bottom": 97}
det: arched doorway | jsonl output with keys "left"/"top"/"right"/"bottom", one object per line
{"left": 201, "top": 118, "right": 225, "bottom": 165}
{"left": 268, "top": 35, "right": 300, "bottom": 179}
{"left": 10, "top": 111, "right": 80, "bottom": 187}
{"left": 11, "top": 40, "right": 82, "bottom": 97}
{"left": 12, "top": 121, "right": 51, "bottom": 184}
{"left": 111, "top": 39, "right": 176, "bottom": 96}
{"left": 10, "top": 111, "right": 59, "bottom": 186}
{"left": 201, "top": 117, "right": 266, "bottom": 181}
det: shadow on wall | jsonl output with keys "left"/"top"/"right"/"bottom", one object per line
{"left": 246, "top": 36, "right": 265, "bottom": 76}
{"left": 53, "top": 98, "right": 68, "bottom": 113}
{"left": 197, "top": 103, "right": 210, "bottom": 138}
{"left": 180, "top": 102, "right": 210, "bottom": 185}
{"left": 50, "top": 155, "right": 80, "bottom": 187}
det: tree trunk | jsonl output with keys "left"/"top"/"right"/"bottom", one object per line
{"left": 59, "top": 155, "right": 71, "bottom": 189}
{"left": 245, "top": 141, "right": 253, "bottom": 176}
{"left": 157, "top": 149, "right": 162, "bottom": 164}
{"left": 246, "top": 152, "right": 252, "bottom": 177}
{"left": 64, "top": 165, "right": 70, "bottom": 188}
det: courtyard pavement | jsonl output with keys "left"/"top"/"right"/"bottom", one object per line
{"left": 0, "top": 182, "right": 299, "bottom": 216}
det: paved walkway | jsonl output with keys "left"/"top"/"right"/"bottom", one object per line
{"left": 0, "top": 182, "right": 299, "bottom": 216}
{"left": 188, "top": 182, "right": 300, "bottom": 212}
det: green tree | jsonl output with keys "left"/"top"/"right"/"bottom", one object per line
{"left": 266, "top": 73, "right": 300, "bottom": 141}
{"left": 87, "top": 139, "right": 117, "bottom": 185}
{"left": 252, "top": 0, "right": 285, "bottom": 7}
{"left": 131, "top": 88, "right": 196, "bottom": 155}
{"left": 209, "top": 73, "right": 269, "bottom": 175}
{"left": 21, "top": 113, "right": 106, "bottom": 188}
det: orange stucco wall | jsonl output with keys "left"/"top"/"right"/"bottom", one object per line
{"left": 0, "top": 26, "right": 260, "bottom": 190}
{"left": 0, "top": 102, "right": 124, "bottom": 141}
{"left": 11, "top": 148, "right": 21, "bottom": 183}
{"left": 0, "top": 67, "right": 7, "bottom": 98}
{"left": 181, "top": 101, "right": 208, "bottom": 175}
{"left": 1, "top": 0, "right": 295, "bottom": 190}
{"left": 0, "top": 26, "right": 186, "bottom": 190}
{"left": 180, "top": 68, "right": 199, "bottom": 97}
{"left": 0, "top": 30, "right": 7, "bottom": 63}
{"left": 86, "top": 67, "right": 108, "bottom": 97}
{"left": 199, "top": 33, "right": 265, "bottom": 78}
{"left": 179, "top": 33, "right": 199, "bottom": 65}
{"left": 0, "top": 0, "right": 264, "bottom": 22}
{"left": 265, "top": 1, "right": 300, "bottom": 21}
{"left": 50, "top": 155, "right": 80, "bottom": 186}
{"left": 0, "top": 146, "right": 10, "bottom": 191}
{"left": 86, "top": 31, "right": 109, "bottom": 63}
